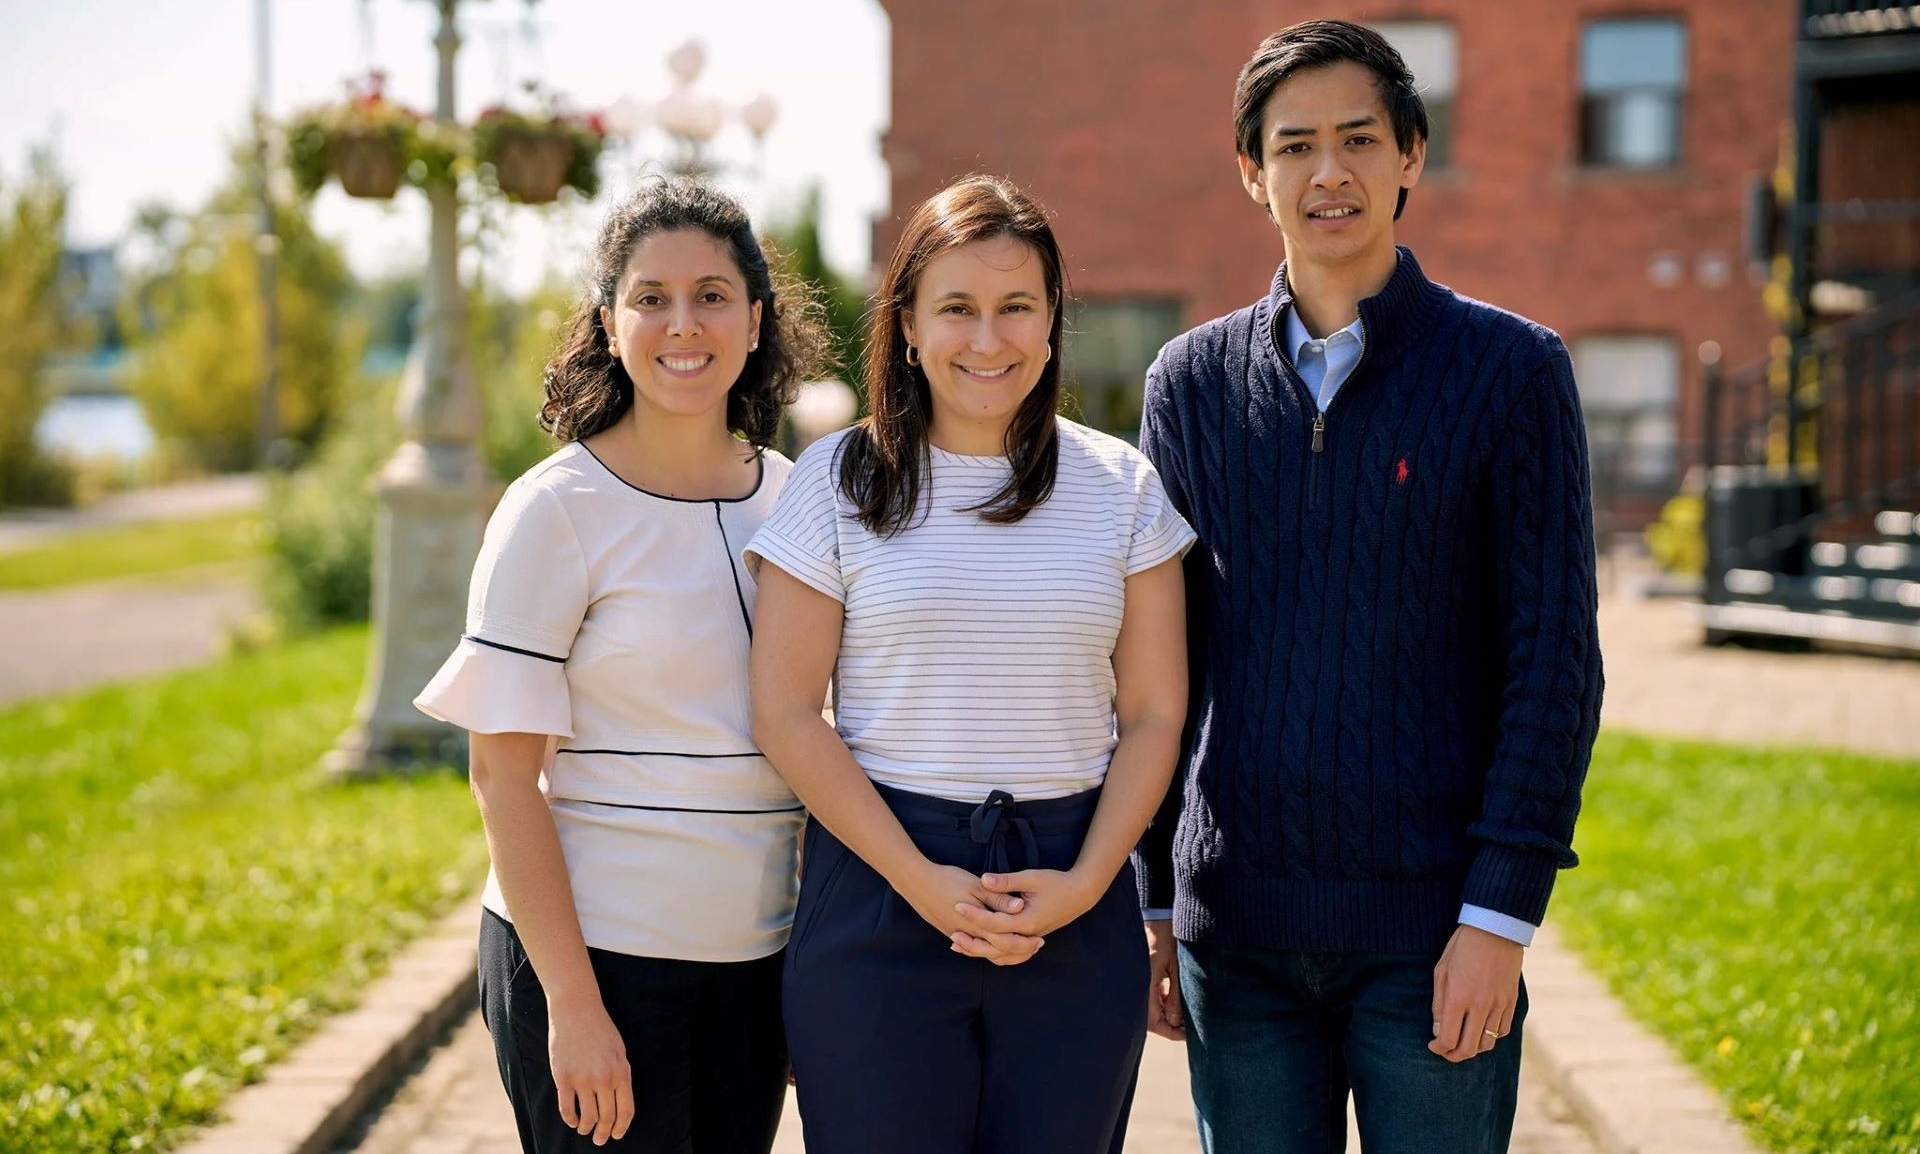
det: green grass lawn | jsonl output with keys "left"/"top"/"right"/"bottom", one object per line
{"left": 0, "top": 511, "right": 263, "bottom": 591}
{"left": 0, "top": 627, "right": 487, "bottom": 1152}
{"left": 1559, "top": 731, "right": 1920, "bottom": 1154}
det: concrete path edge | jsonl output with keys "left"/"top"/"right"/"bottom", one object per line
{"left": 1525, "top": 924, "right": 1765, "bottom": 1154}
{"left": 172, "top": 901, "right": 482, "bottom": 1154}
{"left": 173, "top": 901, "right": 1767, "bottom": 1154}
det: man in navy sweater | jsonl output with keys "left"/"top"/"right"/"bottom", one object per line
{"left": 1134, "top": 20, "right": 1604, "bottom": 1154}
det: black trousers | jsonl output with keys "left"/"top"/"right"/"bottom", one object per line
{"left": 783, "top": 783, "right": 1148, "bottom": 1154}
{"left": 477, "top": 909, "right": 788, "bottom": 1154}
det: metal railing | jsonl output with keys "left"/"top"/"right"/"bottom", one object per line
{"left": 1702, "top": 290, "right": 1920, "bottom": 568}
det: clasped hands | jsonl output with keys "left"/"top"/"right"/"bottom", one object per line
{"left": 899, "top": 860, "right": 1104, "bottom": 966}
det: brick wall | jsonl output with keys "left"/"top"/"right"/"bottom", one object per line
{"left": 877, "top": 0, "right": 1798, "bottom": 506}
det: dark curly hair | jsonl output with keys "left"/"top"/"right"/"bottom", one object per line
{"left": 839, "top": 174, "right": 1066, "bottom": 536}
{"left": 541, "top": 176, "right": 830, "bottom": 447}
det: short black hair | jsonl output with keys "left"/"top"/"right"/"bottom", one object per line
{"left": 1233, "top": 19, "right": 1429, "bottom": 220}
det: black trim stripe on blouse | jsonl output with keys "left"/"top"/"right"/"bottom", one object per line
{"left": 465, "top": 635, "right": 567, "bottom": 663}
{"left": 713, "top": 503, "right": 755, "bottom": 641}
{"left": 556, "top": 749, "right": 765, "bottom": 758}
{"left": 556, "top": 798, "right": 805, "bottom": 816}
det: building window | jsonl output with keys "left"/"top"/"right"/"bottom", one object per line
{"left": 1572, "top": 335, "right": 1680, "bottom": 493}
{"left": 1064, "top": 300, "right": 1184, "bottom": 440}
{"left": 1374, "top": 22, "right": 1457, "bottom": 169}
{"left": 1580, "top": 18, "right": 1686, "bottom": 168}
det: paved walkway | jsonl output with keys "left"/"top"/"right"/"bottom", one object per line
{"left": 1596, "top": 597, "right": 1920, "bottom": 758}
{"left": 341, "top": 1015, "right": 1597, "bottom": 1154}
{"left": 0, "top": 575, "right": 256, "bottom": 707}
{"left": 0, "top": 473, "right": 262, "bottom": 553}
{"left": 0, "top": 475, "right": 266, "bottom": 709}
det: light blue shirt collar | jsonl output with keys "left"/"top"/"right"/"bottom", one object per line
{"left": 1284, "top": 307, "right": 1367, "bottom": 413}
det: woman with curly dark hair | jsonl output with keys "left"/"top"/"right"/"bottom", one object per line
{"left": 416, "top": 175, "right": 829, "bottom": 1154}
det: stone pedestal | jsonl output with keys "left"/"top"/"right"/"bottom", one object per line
{"left": 323, "top": 442, "right": 489, "bottom": 777}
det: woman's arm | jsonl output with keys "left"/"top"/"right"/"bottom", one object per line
{"left": 750, "top": 564, "right": 1039, "bottom": 963}
{"left": 954, "top": 555, "right": 1188, "bottom": 945}
{"left": 470, "top": 731, "right": 632, "bottom": 1145}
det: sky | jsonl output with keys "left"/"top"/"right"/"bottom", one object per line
{"left": 0, "top": 0, "right": 892, "bottom": 293}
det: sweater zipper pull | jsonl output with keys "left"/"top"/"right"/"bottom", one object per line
{"left": 1311, "top": 412, "right": 1325, "bottom": 453}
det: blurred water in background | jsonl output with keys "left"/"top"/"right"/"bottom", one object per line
{"left": 37, "top": 394, "right": 153, "bottom": 461}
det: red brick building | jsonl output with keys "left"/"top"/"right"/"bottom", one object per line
{"left": 875, "top": 0, "right": 1800, "bottom": 523}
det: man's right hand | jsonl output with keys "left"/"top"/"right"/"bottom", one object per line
{"left": 1145, "top": 917, "right": 1185, "bottom": 1041}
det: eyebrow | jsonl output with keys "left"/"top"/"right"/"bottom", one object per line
{"left": 931, "top": 289, "right": 1043, "bottom": 303}
{"left": 629, "top": 274, "right": 740, "bottom": 290}
{"left": 1271, "top": 115, "right": 1380, "bottom": 139}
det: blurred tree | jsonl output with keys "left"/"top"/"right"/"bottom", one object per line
{"left": 124, "top": 144, "right": 361, "bottom": 473}
{"left": 766, "top": 184, "right": 865, "bottom": 389}
{"left": 0, "top": 145, "right": 76, "bottom": 506}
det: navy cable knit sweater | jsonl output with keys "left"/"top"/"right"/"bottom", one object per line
{"left": 1135, "top": 248, "right": 1604, "bottom": 953}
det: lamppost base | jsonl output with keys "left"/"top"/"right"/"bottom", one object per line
{"left": 323, "top": 440, "right": 492, "bottom": 780}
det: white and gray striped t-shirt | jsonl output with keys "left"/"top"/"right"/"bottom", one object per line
{"left": 744, "top": 418, "right": 1195, "bottom": 801}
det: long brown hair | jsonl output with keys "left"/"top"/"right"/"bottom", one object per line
{"left": 838, "top": 174, "right": 1067, "bottom": 536}
{"left": 540, "top": 176, "right": 829, "bottom": 448}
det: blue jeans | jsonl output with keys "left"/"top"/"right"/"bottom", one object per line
{"left": 1178, "top": 940, "right": 1526, "bottom": 1154}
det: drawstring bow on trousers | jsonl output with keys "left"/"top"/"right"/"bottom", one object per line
{"left": 967, "top": 790, "right": 1039, "bottom": 876}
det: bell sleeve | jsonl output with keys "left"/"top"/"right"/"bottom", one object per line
{"left": 414, "top": 479, "right": 588, "bottom": 737}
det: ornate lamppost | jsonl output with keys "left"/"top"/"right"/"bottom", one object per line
{"left": 605, "top": 40, "right": 778, "bottom": 181}
{"left": 325, "top": 0, "right": 492, "bottom": 777}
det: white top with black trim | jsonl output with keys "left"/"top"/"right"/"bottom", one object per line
{"left": 415, "top": 441, "right": 799, "bottom": 963}
{"left": 744, "top": 418, "right": 1196, "bottom": 802}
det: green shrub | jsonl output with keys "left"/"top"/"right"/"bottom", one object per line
{"left": 261, "top": 376, "right": 396, "bottom": 631}
{"left": 1646, "top": 491, "right": 1706, "bottom": 577}
{"left": 472, "top": 280, "right": 565, "bottom": 481}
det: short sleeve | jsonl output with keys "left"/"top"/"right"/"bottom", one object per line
{"left": 743, "top": 437, "right": 846, "bottom": 602}
{"left": 1124, "top": 459, "right": 1197, "bottom": 577}
{"left": 414, "top": 478, "right": 588, "bottom": 736}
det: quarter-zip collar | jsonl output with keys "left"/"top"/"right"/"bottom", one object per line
{"left": 1261, "top": 246, "right": 1452, "bottom": 380}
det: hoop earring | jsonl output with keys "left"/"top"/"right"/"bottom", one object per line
{"left": 905, "top": 343, "right": 920, "bottom": 367}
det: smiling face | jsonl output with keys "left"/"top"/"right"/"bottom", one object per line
{"left": 1238, "top": 60, "right": 1424, "bottom": 276}
{"left": 902, "top": 235, "right": 1054, "bottom": 446}
{"left": 598, "top": 227, "right": 763, "bottom": 426}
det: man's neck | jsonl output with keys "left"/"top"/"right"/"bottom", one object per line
{"left": 1282, "top": 243, "right": 1399, "bottom": 340}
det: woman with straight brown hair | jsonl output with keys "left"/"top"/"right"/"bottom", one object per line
{"left": 745, "top": 174, "right": 1195, "bottom": 1154}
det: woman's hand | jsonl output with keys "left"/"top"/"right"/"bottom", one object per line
{"left": 894, "top": 860, "right": 1045, "bottom": 966}
{"left": 951, "top": 866, "right": 1107, "bottom": 944}
{"left": 547, "top": 994, "right": 634, "bottom": 1146}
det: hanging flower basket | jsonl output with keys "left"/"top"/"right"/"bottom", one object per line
{"left": 473, "top": 101, "right": 608, "bottom": 205}
{"left": 330, "top": 129, "right": 407, "bottom": 199}
{"left": 485, "top": 126, "right": 574, "bottom": 204}
{"left": 284, "top": 71, "right": 431, "bottom": 201}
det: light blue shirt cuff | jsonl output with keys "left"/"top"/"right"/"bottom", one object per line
{"left": 1459, "top": 903, "right": 1536, "bottom": 946}
{"left": 1142, "top": 908, "right": 1174, "bottom": 921}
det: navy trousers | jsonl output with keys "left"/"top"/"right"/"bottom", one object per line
{"left": 784, "top": 783, "right": 1148, "bottom": 1154}
{"left": 1179, "top": 940, "right": 1527, "bottom": 1154}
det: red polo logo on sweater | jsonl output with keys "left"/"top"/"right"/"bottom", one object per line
{"left": 1395, "top": 458, "right": 1410, "bottom": 485}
